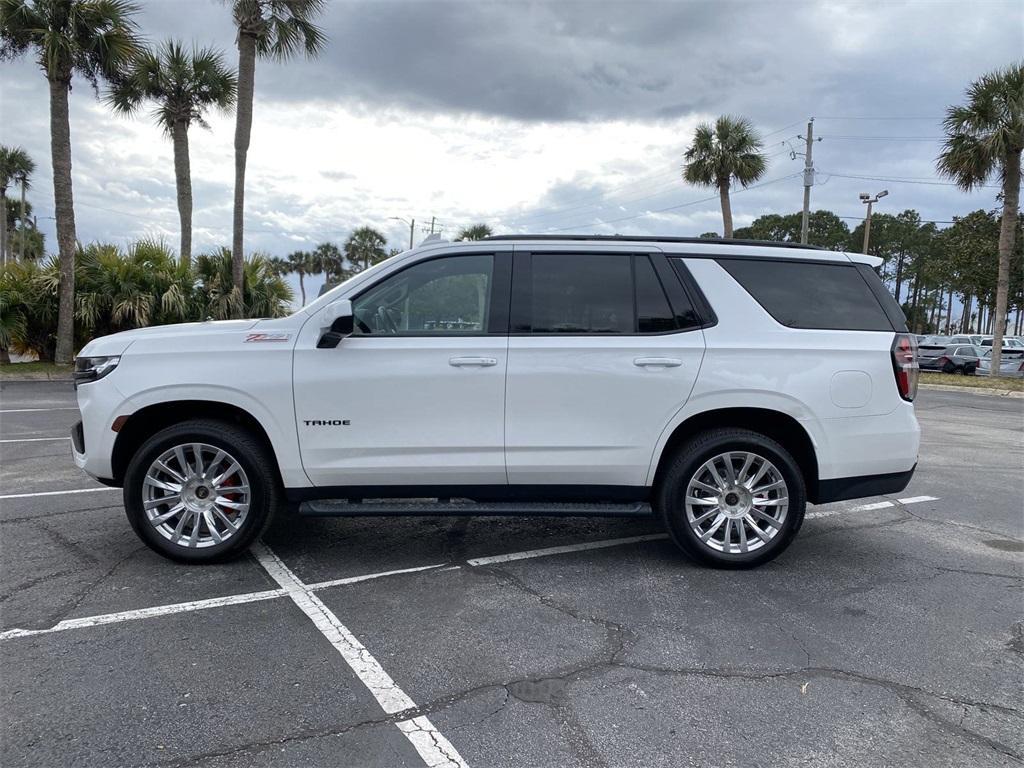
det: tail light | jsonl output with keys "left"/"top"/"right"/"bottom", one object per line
{"left": 891, "top": 333, "right": 918, "bottom": 401}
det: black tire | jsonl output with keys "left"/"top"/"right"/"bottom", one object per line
{"left": 123, "top": 419, "right": 280, "bottom": 563}
{"left": 654, "top": 428, "right": 806, "bottom": 569}
{"left": 942, "top": 361, "right": 957, "bottom": 374}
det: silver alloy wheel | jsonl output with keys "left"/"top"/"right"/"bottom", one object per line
{"left": 142, "top": 443, "right": 251, "bottom": 549}
{"left": 684, "top": 451, "right": 789, "bottom": 554}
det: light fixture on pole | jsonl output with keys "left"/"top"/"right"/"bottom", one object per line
{"left": 859, "top": 189, "right": 888, "bottom": 254}
{"left": 389, "top": 217, "right": 415, "bottom": 250}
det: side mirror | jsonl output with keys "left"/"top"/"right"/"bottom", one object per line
{"left": 317, "top": 299, "right": 354, "bottom": 349}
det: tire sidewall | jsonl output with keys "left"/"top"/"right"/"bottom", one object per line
{"left": 123, "top": 421, "right": 274, "bottom": 563}
{"left": 657, "top": 430, "right": 806, "bottom": 568}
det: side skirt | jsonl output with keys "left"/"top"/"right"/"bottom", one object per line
{"left": 285, "top": 485, "right": 653, "bottom": 518}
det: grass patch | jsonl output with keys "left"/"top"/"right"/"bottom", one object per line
{"left": 0, "top": 362, "right": 73, "bottom": 379}
{"left": 919, "top": 371, "right": 1024, "bottom": 392}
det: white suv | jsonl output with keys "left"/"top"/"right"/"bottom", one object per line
{"left": 72, "top": 236, "right": 920, "bottom": 568}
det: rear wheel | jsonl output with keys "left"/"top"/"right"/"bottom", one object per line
{"left": 655, "top": 428, "right": 806, "bottom": 568}
{"left": 123, "top": 419, "right": 279, "bottom": 563}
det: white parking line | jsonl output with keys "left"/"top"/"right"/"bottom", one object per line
{"left": 0, "top": 496, "right": 942, "bottom": 643}
{"left": 0, "top": 437, "right": 72, "bottom": 443}
{"left": 466, "top": 533, "right": 670, "bottom": 566}
{"left": 0, "top": 589, "right": 286, "bottom": 640}
{"left": 252, "top": 543, "right": 468, "bottom": 768}
{"left": 0, "top": 487, "right": 117, "bottom": 500}
{"left": 0, "top": 407, "right": 78, "bottom": 413}
{"left": 805, "top": 495, "right": 938, "bottom": 520}
{"left": 0, "top": 563, "right": 445, "bottom": 641}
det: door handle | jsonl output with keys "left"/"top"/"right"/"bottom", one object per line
{"left": 634, "top": 357, "right": 682, "bottom": 368}
{"left": 449, "top": 356, "right": 498, "bottom": 367}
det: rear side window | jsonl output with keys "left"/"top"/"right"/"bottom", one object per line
{"left": 716, "top": 258, "right": 895, "bottom": 331}
{"left": 529, "top": 253, "right": 633, "bottom": 333}
{"left": 516, "top": 253, "right": 698, "bottom": 334}
{"left": 634, "top": 256, "right": 677, "bottom": 333}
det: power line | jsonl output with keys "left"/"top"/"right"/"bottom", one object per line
{"left": 821, "top": 135, "right": 944, "bottom": 141}
{"left": 544, "top": 173, "right": 802, "bottom": 232}
{"left": 815, "top": 116, "right": 942, "bottom": 121}
{"left": 819, "top": 171, "right": 998, "bottom": 189}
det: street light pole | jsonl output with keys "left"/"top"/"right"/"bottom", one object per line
{"left": 389, "top": 217, "right": 416, "bottom": 249}
{"left": 859, "top": 189, "right": 888, "bottom": 254}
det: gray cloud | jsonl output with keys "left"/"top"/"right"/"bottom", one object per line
{"left": 1, "top": 0, "right": 1020, "bottom": 259}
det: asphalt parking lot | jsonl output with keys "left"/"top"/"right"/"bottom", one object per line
{"left": 1, "top": 381, "right": 1022, "bottom": 768}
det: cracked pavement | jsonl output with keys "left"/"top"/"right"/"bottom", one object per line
{"left": 2, "top": 382, "right": 1022, "bottom": 767}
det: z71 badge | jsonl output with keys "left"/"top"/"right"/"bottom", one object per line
{"left": 245, "top": 332, "right": 292, "bottom": 343}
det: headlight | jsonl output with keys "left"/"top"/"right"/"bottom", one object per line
{"left": 73, "top": 355, "right": 120, "bottom": 386}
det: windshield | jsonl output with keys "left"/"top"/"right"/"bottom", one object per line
{"left": 300, "top": 249, "right": 413, "bottom": 315}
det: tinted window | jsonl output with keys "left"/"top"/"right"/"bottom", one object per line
{"left": 529, "top": 254, "right": 633, "bottom": 333}
{"left": 353, "top": 254, "right": 493, "bottom": 335}
{"left": 717, "top": 258, "right": 894, "bottom": 331}
{"left": 635, "top": 256, "right": 677, "bottom": 333}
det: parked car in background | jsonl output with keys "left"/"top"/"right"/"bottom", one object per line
{"left": 976, "top": 348, "right": 1024, "bottom": 377}
{"left": 979, "top": 336, "right": 1024, "bottom": 348}
{"left": 947, "top": 335, "right": 983, "bottom": 345}
{"left": 916, "top": 343, "right": 980, "bottom": 374}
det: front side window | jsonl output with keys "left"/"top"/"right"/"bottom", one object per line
{"left": 352, "top": 254, "right": 493, "bottom": 335}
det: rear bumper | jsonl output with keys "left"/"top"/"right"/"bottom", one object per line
{"left": 813, "top": 464, "right": 916, "bottom": 504}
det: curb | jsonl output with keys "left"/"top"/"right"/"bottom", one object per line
{"left": 919, "top": 382, "right": 1024, "bottom": 399}
{"left": 0, "top": 374, "right": 74, "bottom": 382}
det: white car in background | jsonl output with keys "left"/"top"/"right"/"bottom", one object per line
{"left": 71, "top": 236, "right": 921, "bottom": 569}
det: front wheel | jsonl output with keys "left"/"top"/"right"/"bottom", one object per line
{"left": 655, "top": 428, "right": 806, "bottom": 568}
{"left": 123, "top": 419, "right": 279, "bottom": 563}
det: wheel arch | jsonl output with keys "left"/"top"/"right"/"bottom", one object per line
{"left": 111, "top": 400, "right": 284, "bottom": 487}
{"left": 650, "top": 407, "right": 821, "bottom": 502}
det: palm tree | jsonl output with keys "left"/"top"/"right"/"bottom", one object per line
{"left": 228, "top": 0, "right": 326, "bottom": 313}
{"left": 682, "top": 116, "right": 766, "bottom": 238}
{"left": 344, "top": 227, "right": 387, "bottom": 272}
{"left": 0, "top": 145, "right": 34, "bottom": 265}
{"left": 286, "top": 249, "right": 312, "bottom": 305}
{"left": 1, "top": 0, "right": 140, "bottom": 364}
{"left": 108, "top": 40, "right": 236, "bottom": 268}
{"left": 938, "top": 63, "right": 1023, "bottom": 377}
{"left": 456, "top": 223, "right": 492, "bottom": 241}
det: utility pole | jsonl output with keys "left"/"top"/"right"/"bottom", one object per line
{"left": 800, "top": 118, "right": 816, "bottom": 245}
{"left": 859, "top": 189, "right": 888, "bottom": 254}
{"left": 429, "top": 216, "right": 436, "bottom": 235}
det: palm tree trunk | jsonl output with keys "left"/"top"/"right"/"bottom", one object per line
{"left": 718, "top": 180, "right": 733, "bottom": 238}
{"left": 961, "top": 294, "right": 972, "bottom": 333}
{"left": 18, "top": 178, "right": 27, "bottom": 261}
{"left": 893, "top": 249, "right": 906, "bottom": 302}
{"left": 172, "top": 121, "right": 193, "bottom": 268}
{"left": 50, "top": 77, "right": 77, "bottom": 365}
{"left": 232, "top": 32, "right": 257, "bottom": 317}
{"left": 945, "top": 287, "right": 953, "bottom": 334}
{"left": 0, "top": 188, "right": 7, "bottom": 266}
{"left": 298, "top": 272, "right": 306, "bottom": 306}
{"left": 989, "top": 148, "right": 1021, "bottom": 377}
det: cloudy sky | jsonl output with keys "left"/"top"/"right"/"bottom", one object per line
{"left": 1, "top": 0, "right": 1020, "bottom": 296}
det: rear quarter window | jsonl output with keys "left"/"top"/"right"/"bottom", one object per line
{"left": 716, "top": 258, "right": 897, "bottom": 332}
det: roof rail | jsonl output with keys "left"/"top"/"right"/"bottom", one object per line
{"left": 481, "top": 234, "right": 826, "bottom": 250}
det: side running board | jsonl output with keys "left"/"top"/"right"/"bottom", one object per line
{"left": 298, "top": 499, "right": 653, "bottom": 518}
